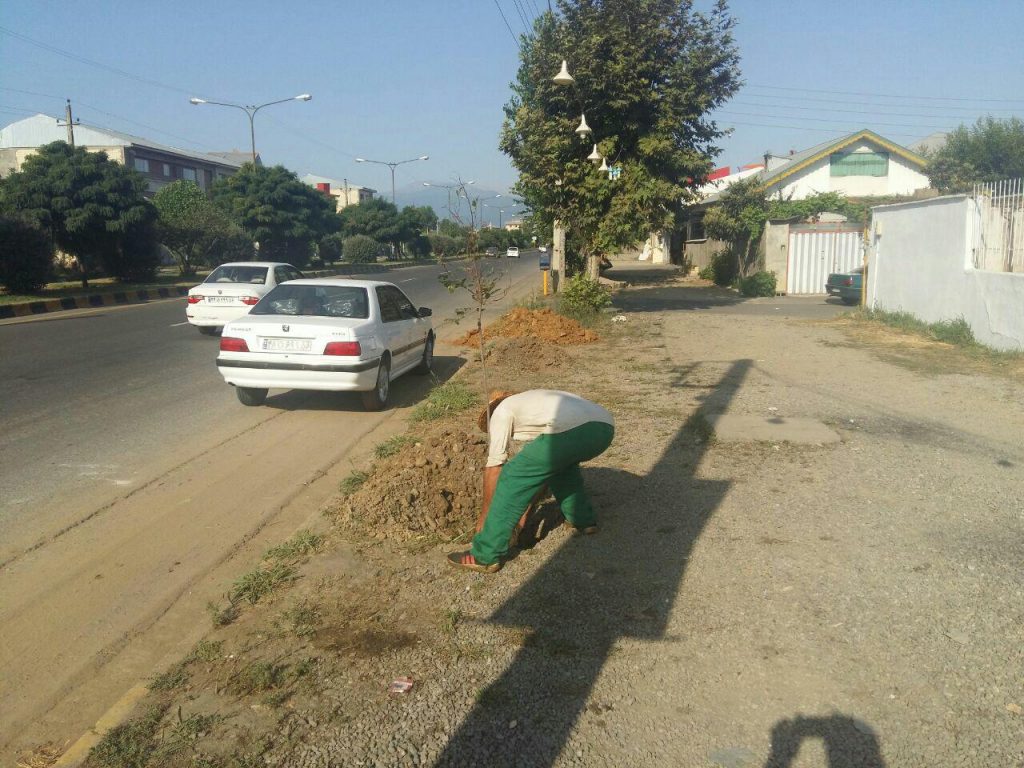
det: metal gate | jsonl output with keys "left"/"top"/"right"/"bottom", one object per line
{"left": 786, "top": 227, "right": 864, "bottom": 294}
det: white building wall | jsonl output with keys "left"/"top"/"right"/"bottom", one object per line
{"left": 867, "top": 195, "right": 1024, "bottom": 351}
{"left": 773, "top": 140, "right": 929, "bottom": 200}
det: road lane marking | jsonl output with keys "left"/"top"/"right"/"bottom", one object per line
{"left": 400, "top": 278, "right": 416, "bottom": 282}
{"left": 170, "top": 321, "right": 190, "bottom": 326}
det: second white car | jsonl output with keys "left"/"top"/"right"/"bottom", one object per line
{"left": 186, "top": 261, "right": 305, "bottom": 334}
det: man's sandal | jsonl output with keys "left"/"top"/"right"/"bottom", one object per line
{"left": 563, "top": 522, "right": 599, "bottom": 536}
{"left": 446, "top": 551, "right": 502, "bottom": 573}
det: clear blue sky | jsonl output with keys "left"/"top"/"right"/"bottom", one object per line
{"left": 2, "top": 0, "right": 1023, "bottom": 203}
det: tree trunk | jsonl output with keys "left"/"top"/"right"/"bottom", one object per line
{"left": 586, "top": 254, "right": 601, "bottom": 280}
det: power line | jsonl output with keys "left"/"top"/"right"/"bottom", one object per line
{"left": 718, "top": 119, "right": 927, "bottom": 141}
{"left": 510, "top": 0, "right": 532, "bottom": 32}
{"left": 260, "top": 112, "right": 359, "bottom": 160}
{"left": 747, "top": 82, "right": 1024, "bottom": 106}
{"left": 718, "top": 109, "right": 954, "bottom": 132}
{"left": 741, "top": 88, "right": 1022, "bottom": 114}
{"left": 0, "top": 25, "right": 217, "bottom": 100}
{"left": 492, "top": 0, "right": 521, "bottom": 47}
{"left": 731, "top": 99, "right": 1020, "bottom": 122}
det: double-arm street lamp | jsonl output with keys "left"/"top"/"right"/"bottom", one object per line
{"left": 189, "top": 93, "right": 312, "bottom": 164}
{"left": 472, "top": 194, "right": 501, "bottom": 229}
{"left": 424, "top": 180, "right": 474, "bottom": 221}
{"left": 356, "top": 155, "right": 430, "bottom": 205}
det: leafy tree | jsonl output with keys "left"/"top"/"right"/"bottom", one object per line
{"left": 318, "top": 232, "right": 345, "bottom": 264}
{"left": 0, "top": 214, "right": 52, "bottom": 293}
{"left": 212, "top": 164, "right": 339, "bottom": 268}
{"left": 427, "top": 233, "right": 459, "bottom": 258}
{"left": 926, "top": 116, "right": 1024, "bottom": 193}
{"left": 704, "top": 179, "right": 866, "bottom": 277}
{"left": 0, "top": 141, "right": 156, "bottom": 287}
{"left": 437, "top": 218, "right": 469, "bottom": 239}
{"left": 103, "top": 214, "right": 161, "bottom": 282}
{"left": 154, "top": 180, "right": 251, "bottom": 275}
{"left": 398, "top": 205, "right": 438, "bottom": 237}
{"left": 343, "top": 234, "right": 380, "bottom": 264}
{"left": 501, "top": 1, "right": 741, "bottom": 276}
{"left": 338, "top": 198, "right": 401, "bottom": 245}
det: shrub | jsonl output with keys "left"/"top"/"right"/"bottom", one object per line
{"left": 709, "top": 249, "right": 737, "bottom": 287}
{"left": 558, "top": 274, "right": 611, "bottom": 317}
{"left": 697, "top": 263, "right": 715, "bottom": 281}
{"left": 318, "top": 233, "right": 344, "bottom": 264}
{"left": 0, "top": 215, "right": 52, "bottom": 293}
{"left": 407, "top": 233, "right": 432, "bottom": 258}
{"left": 738, "top": 270, "right": 777, "bottom": 297}
{"left": 343, "top": 234, "right": 380, "bottom": 264}
{"left": 427, "top": 233, "right": 458, "bottom": 258}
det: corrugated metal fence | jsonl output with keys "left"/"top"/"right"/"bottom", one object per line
{"left": 786, "top": 227, "right": 864, "bottom": 294}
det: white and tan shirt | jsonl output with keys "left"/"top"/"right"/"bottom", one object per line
{"left": 485, "top": 390, "right": 614, "bottom": 467}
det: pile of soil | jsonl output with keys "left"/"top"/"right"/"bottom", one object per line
{"left": 484, "top": 336, "right": 567, "bottom": 372}
{"left": 452, "top": 308, "right": 598, "bottom": 346}
{"left": 336, "top": 427, "right": 487, "bottom": 541}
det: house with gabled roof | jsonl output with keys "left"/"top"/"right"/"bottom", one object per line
{"left": 0, "top": 113, "right": 247, "bottom": 198}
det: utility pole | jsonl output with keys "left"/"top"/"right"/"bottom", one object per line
{"left": 57, "top": 99, "right": 79, "bottom": 146}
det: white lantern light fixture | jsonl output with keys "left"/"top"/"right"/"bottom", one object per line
{"left": 598, "top": 157, "right": 609, "bottom": 172}
{"left": 587, "top": 144, "right": 602, "bottom": 165}
{"left": 575, "top": 114, "right": 592, "bottom": 138}
{"left": 553, "top": 60, "right": 575, "bottom": 86}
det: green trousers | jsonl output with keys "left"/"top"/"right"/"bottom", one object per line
{"left": 471, "top": 421, "right": 614, "bottom": 565}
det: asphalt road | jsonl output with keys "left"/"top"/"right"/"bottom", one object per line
{"left": 0, "top": 254, "right": 539, "bottom": 755}
{"left": 0, "top": 256, "right": 537, "bottom": 563}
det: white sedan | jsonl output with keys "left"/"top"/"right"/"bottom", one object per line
{"left": 216, "top": 278, "right": 434, "bottom": 410}
{"left": 186, "top": 261, "right": 305, "bottom": 334}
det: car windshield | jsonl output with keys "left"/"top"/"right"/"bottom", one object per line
{"left": 250, "top": 284, "right": 370, "bottom": 319}
{"left": 206, "top": 265, "right": 269, "bottom": 285}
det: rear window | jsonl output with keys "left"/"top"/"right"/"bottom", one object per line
{"left": 206, "top": 265, "right": 269, "bottom": 285}
{"left": 251, "top": 284, "right": 369, "bottom": 319}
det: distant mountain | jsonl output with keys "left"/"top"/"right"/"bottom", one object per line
{"left": 391, "top": 182, "right": 520, "bottom": 227}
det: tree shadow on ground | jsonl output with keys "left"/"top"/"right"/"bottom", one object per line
{"left": 613, "top": 284, "right": 746, "bottom": 313}
{"left": 602, "top": 265, "right": 682, "bottom": 285}
{"left": 433, "top": 359, "right": 753, "bottom": 767}
{"left": 763, "top": 714, "right": 886, "bottom": 768}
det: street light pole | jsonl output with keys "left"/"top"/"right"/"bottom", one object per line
{"left": 189, "top": 94, "right": 312, "bottom": 164}
{"left": 424, "top": 180, "right": 474, "bottom": 222}
{"left": 356, "top": 155, "right": 430, "bottom": 205}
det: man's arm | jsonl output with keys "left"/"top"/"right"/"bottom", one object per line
{"left": 475, "top": 464, "right": 503, "bottom": 533}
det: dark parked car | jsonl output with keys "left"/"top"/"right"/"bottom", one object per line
{"left": 826, "top": 266, "right": 865, "bottom": 305}
{"left": 485, "top": 247, "right": 498, "bottom": 257}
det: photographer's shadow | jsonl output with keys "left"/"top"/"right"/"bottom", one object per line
{"left": 763, "top": 714, "right": 886, "bottom": 768}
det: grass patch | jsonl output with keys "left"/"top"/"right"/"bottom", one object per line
{"left": 149, "top": 663, "right": 189, "bottom": 692}
{"left": 515, "top": 290, "right": 549, "bottom": 311}
{"left": 229, "top": 562, "right": 297, "bottom": 606}
{"left": 411, "top": 380, "right": 478, "bottom": 422}
{"left": 339, "top": 470, "right": 369, "bottom": 495}
{"left": 263, "top": 529, "right": 323, "bottom": 562}
{"left": 441, "top": 608, "right": 462, "bottom": 635}
{"left": 207, "top": 600, "right": 239, "bottom": 627}
{"left": 374, "top": 434, "right": 415, "bottom": 458}
{"left": 858, "top": 308, "right": 978, "bottom": 346}
{"left": 86, "top": 704, "right": 167, "bottom": 768}
{"left": 281, "top": 600, "right": 321, "bottom": 638}
{"left": 228, "top": 661, "right": 288, "bottom": 696}
{"left": 0, "top": 271, "right": 200, "bottom": 305}
{"left": 186, "top": 639, "right": 224, "bottom": 663}
{"left": 154, "top": 712, "right": 221, "bottom": 759}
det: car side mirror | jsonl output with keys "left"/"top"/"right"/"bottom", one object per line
{"left": 418, "top": 307, "right": 432, "bottom": 317}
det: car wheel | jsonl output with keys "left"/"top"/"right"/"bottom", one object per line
{"left": 841, "top": 296, "right": 860, "bottom": 306}
{"left": 236, "top": 386, "right": 268, "bottom": 406}
{"left": 414, "top": 333, "right": 434, "bottom": 375}
{"left": 198, "top": 326, "right": 219, "bottom": 336}
{"left": 361, "top": 356, "right": 391, "bottom": 411}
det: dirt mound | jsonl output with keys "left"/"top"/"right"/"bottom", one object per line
{"left": 485, "top": 335, "right": 567, "bottom": 372}
{"left": 336, "top": 427, "right": 486, "bottom": 541}
{"left": 452, "top": 308, "right": 598, "bottom": 346}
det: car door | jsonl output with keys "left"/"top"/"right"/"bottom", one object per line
{"left": 374, "top": 286, "right": 408, "bottom": 370}
{"left": 389, "top": 286, "right": 429, "bottom": 371}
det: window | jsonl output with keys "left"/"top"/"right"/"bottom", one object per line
{"left": 375, "top": 287, "right": 402, "bottom": 323}
{"left": 830, "top": 151, "right": 889, "bottom": 177}
{"left": 205, "top": 265, "right": 270, "bottom": 284}
{"left": 163, "top": 163, "right": 171, "bottom": 177}
{"left": 133, "top": 158, "right": 150, "bottom": 173}
{"left": 383, "top": 286, "right": 418, "bottom": 319}
{"left": 181, "top": 167, "right": 197, "bottom": 182}
{"left": 251, "top": 285, "right": 369, "bottom": 318}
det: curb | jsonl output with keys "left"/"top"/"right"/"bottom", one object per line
{"left": 0, "top": 260, "right": 455, "bottom": 320}
{"left": 0, "top": 286, "right": 191, "bottom": 319}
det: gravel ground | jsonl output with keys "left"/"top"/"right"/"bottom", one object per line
{"left": 86, "top": 277, "right": 1023, "bottom": 768}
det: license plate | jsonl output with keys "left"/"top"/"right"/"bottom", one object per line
{"left": 261, "top": 338, "right": 312, "bottom": 352}
{"left": 207, "top": 296, "right": 236, "bottom": 305}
